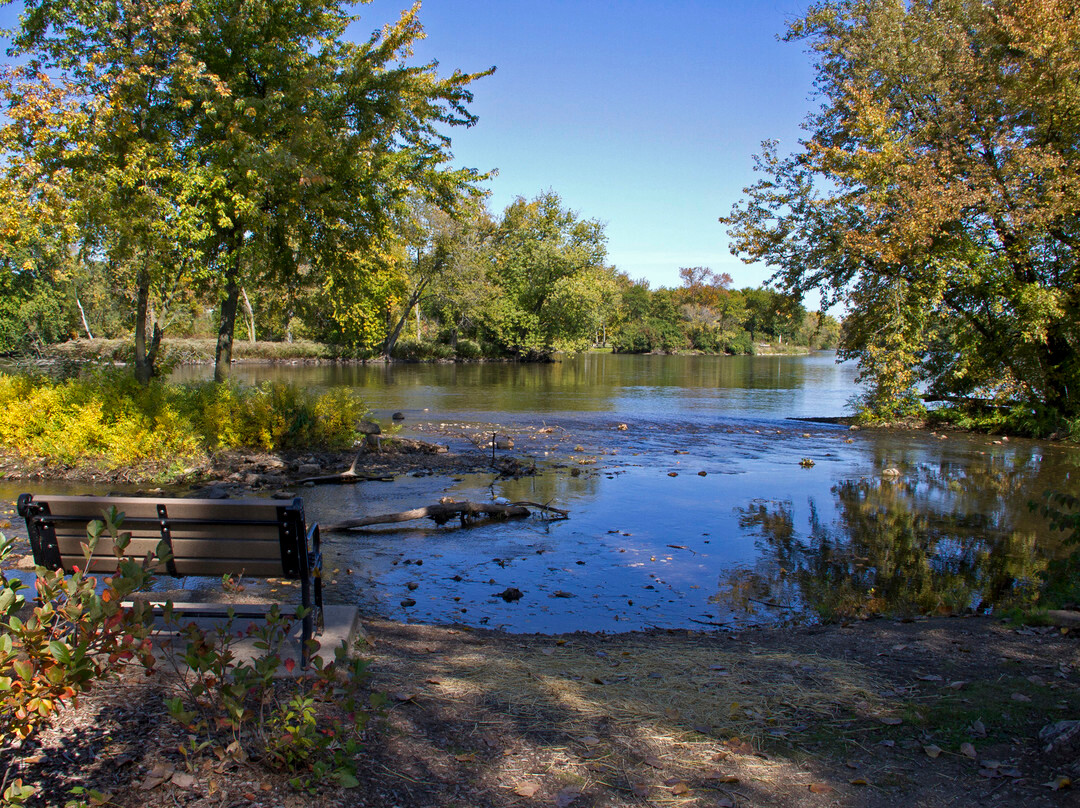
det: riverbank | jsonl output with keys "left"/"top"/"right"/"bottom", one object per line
{"left": 4, "top": 412, "right": 1079, "bottom": 805}
{"left": 29, "top": 336, "right": 815, "bottom": 366}
{"left": 8, "top": 614, "right": 1078, "bottom": 808}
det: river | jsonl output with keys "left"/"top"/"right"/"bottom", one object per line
{"left": 8, "top": 352, "right": 1079, "bottom": 633}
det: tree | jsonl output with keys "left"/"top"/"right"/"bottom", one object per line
{"left": 6, "top": 0, "right": 492, "bottom": 379}
{"left": 7, "top": 1, "right": 220, "bottom": 381}
{"left": 181, "top": 0, "right": 491, "bottom": 378}
{"left": 722, "top": 0, "right": 1080, "bottom": 424}
{"left": 482, "top": 192, "right": 611, "bottom": 357}
{"left": 381, "top": 195, "right": 487, "bottom": 358}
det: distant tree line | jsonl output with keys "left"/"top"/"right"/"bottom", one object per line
{"left": 0, "top": 184, "right": 836, "bottom": 361}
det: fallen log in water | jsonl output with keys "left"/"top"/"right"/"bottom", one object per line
{"left": 326, "top": 500, "right": 566, "bottom": 531}
{"left": 296, "top": 440, "right": 444, "bottom": 485}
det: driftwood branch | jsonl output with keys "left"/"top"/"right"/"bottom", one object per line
{"left": 296, "top": 442, "right": 444, "bottom": 485}
{"left": 297, "top": 462, "right": 395, "bottom": 485}
{"left": 326, "top": 500, "right": 553, "bottom": 531}
{"left": 510, "top": 500, "right": 570, "bottom": 518}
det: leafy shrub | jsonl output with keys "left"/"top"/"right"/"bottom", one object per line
{"left": 158, "top": 599, "right": 381, "bottom": 793}
{"left": 612, "top": 319, "right": 687, "bottom": 354}
{"left": 454, "top": 338, "right": 482, "bottom": 360}
{"left": 0, "top": 513, "right": 157, "bottom": 805}
{"left": 0, "top": 370, "right": 367, "bottom": 476}
{"left": 390, "top": 337, "right": 456, "bottom": 362}
{"left": 430, "top": 342, "right": 455, "bottom": 360}
{"left": 724, "top": 330, "right": 754, "bottom": 355}
{"left": 389, "top": 336, "right": 425, "bottom": 361}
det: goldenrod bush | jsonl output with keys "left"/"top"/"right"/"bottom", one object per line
{"left": 0, "top": 370, "right": 366, "bottom": 472}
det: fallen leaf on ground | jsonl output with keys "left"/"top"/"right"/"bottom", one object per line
{"left": 879, "top": 716, "right": 903, "bottom": 726}
{"left": 1011, "top": 692, "right": 1032, "bottom": 702}
{"left": 849, "top": 778, "right": 869, "bottom": 786}
{"left": 717, "top": 799, "right": 735, "bottom": 808}
{"left": 924, "top": 745, "right": 942, "bottom": 758}
{"left": 947, "top": 681, "right": 967, "bottom": 690}
{"left": 631, "top": 783, "right": 651, "bottom": 797}
{"left": 454, "top": 753, "right": 476, "bottom": 763}
{"left": 514, "top": 782, "right": 540, "bottom": 797}
{"left": 171, "top": 772, "right": 198, "bottom": 790}
{"left": 670, "top": 781, "right": 690, "bottom": 795}
{"left": 808, "top": 783, "right": 835, "bottom": 794}
{"left": 704, "top": 772, "right": 739, "bottom": 783}
{"left": 1045, "top": 776, "right": 1071, "bottom": 791}
{"left": 139, "top": 764, "right": 174, "bottom": 791}
{"left": 725, "top": 740, "right": 755, "bottom": 755}
{"left": 961, "top": 743, "right": 977, "bottom": 759}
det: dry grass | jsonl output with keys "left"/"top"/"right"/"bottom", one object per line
{"left": 369, "top": 624, "right": 889, "bottom": 747}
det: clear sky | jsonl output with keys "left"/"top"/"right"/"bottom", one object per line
{"left": 1, "top": 1, "right": 821, "bottom": 300}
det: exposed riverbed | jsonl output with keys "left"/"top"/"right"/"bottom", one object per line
{"left": 4, "top": 352, "right": 1078, "bottom": 631}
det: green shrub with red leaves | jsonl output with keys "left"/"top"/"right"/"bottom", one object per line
{"left": 0, "top": 510, "right": 157, "bottom": 803}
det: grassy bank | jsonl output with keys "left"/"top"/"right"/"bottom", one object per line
{"left": 0, "top": 370, "right": 366, "bottom": 481}
{"left": 38, "top": 336, "right": 813, "bottom": 365}
{"left": 45, "top": 337, "right": 343, "bottom": 364}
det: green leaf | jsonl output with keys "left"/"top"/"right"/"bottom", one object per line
{"left": 333, "top": 770, "right": 360, "bottom": 789}
{"left": 48, "top": 640, "right": 72, "bottom": 664}
{"left": 12, "top": 659, "right": 33, "bottom": 682}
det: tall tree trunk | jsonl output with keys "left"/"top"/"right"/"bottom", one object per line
{"left": 74, "top": 292, "right": 93, "bottom": 340}
{"left": 382, "top": 278, "right": 430, "bottom": 359}
{"left": 214, "top": 231, "right": 243, "bottom": 382}
{"left": 241, "top": 287, "right": 256, "bottom": 343}
{"left": 134, "top": 268, "right": 153, "bottom": 385}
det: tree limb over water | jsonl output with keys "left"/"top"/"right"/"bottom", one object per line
{"left": 326, "top": 500, "right": 568, "bottom": 531}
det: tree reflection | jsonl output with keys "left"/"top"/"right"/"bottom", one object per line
{"left": 732, "top": 469, "right": 1053, "bottom": 621}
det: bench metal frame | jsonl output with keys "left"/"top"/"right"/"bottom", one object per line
{"left": 17, "top": 493, "right": 323, "bottom": 666}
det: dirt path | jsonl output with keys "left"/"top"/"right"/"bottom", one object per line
{"left": 7, "top": 615, "right": 1078, "bottom": 807}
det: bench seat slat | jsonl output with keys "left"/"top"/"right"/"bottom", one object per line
{"left": 43, "top": 528, "right": 286, "bottom": 545}
{"left": 43, "top": 536, "right": 289, "bottom": 562}
{"left": 67, "top": 556, "right": 289, "bottom": 577}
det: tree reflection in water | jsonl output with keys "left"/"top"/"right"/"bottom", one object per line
{"left": 727, "top": 467, "right": 1056, "bottom": 621}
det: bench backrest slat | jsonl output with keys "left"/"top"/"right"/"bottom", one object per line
{"left": 18, "top": 494, "right": 308, "bottom": 580}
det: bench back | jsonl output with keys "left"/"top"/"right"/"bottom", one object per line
{"left": 17, "top": 494, "right": 310, "bottom": 580}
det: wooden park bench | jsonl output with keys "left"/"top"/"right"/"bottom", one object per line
{"left": 16, "top": 493, "right": 323, "bottom": 666}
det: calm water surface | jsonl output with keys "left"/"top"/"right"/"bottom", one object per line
{"left": 7, "top": 353, "right": 1079, "bottom": 633}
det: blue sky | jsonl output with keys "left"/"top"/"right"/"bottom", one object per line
{"left": 1, "top": 1, "right": 820, "bottom": 301}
